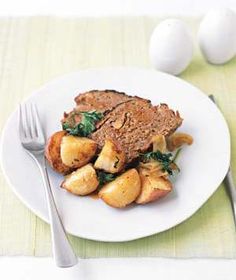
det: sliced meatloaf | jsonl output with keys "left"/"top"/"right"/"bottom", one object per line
{"left": 91, "top": 100, "right": 182, "bottom": 162}
{"left": 62, "top": 89, "right": 183, "bottom": 162}
{"left": 75, "top": 90, "right": 137, "bottom": 111}
{"left": 62, "top": 89, "right": 150, "bottom": 126}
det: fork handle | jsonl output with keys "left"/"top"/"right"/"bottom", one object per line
{"left": 33, "top": 154, "right": 78, "bottom": 267}
{"left": 224, "top": 168, "right": 236, "bottom": 228}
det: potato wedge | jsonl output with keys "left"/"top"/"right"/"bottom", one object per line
{"left": 94, "top": 139, "right": 126, "bottom": 173}
{"left": 45, "top": 131, "right": 72, "bottom": 174}
{"left": 136, "top": 167, "right": 172, "bottom": 204}
{"left": 99, "top": 169, "right": 141, "bottom": 208}
{"left": 61, "top": 135, "right": 97, "bottom": 168}
{"left": 152, "top": 135, "right": 167, "bottom": 153}
{"left": 167, "top": 132, "right": 193, "bottom": 152}
{"left": 61, "top": 164, "right": 99, "bottom": 196}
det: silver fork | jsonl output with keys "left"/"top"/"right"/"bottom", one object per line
{"left": 18, "top": 102, "right": 78, "bottom": 267}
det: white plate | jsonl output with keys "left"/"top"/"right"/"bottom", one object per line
{"left": 0, "top": 68, "right": 230, "bottom": 242}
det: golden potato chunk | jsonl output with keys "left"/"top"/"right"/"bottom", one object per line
{"left": 94, "top": 139, "right": 126, "bottom": 173}
{"left": 61, "top": 164, "right": 99, "bottom": 196}
{"left": 99, "top": 169, "right": 141, "bottom": 208}
{"left": 136, "top": 166, "right": 172, "bottom": 204}
{"left": 60, "top": 135, "right": 97, "bottom": 168}
{"left": 167, "top": 132, "right": 193, "bottom": 152}
{"left": 152, "top": 135, "right": 167, "bottom": 153}
{"left": 45, "top": 131, "right": 72, "bottom": 174}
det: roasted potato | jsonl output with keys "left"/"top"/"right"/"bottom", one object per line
{"left": 45, "top": 131, "right": 72, "bottom": 174}
{"left": 167, "top": 132, "right": 193, "bottom": 152}
{"left": 99, "top": 169, "right": 141, "bottom": 208}
{"left": 61, "top": 164, "right": 99, "bottom": 195}
{"left": 94, "top": 139, "right": 126, "bottom": 173}
{"left": 136, "top": 166, "right": 172, "bottom": 204}
{"left": 152, "top": 134, "right": 167, "bottom": 153}
{"left": 60, "top": 135, "right": 97, "bottom": 168}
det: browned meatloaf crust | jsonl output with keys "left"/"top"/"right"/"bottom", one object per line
{"left": 63, "top": 90, "right": 183, "bottom": 162}
{"left": 74, "top": 89, "right": 148, "bottom": 112}
{"left": 63, "top": 90, "right": 150, "bottom": 126}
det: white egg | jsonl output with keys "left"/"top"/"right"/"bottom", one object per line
{"left": 198, "top": 8, "right": 236, "bottom": 64}
{"left": 149, "top": 19, "right": 193, "bottom": 75}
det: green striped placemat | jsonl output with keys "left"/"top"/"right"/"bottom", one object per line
{"left": 0, "top": 16, "right": 236, "bottom": 257}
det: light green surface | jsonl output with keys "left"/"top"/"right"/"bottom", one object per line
{"left": 0, "top": 17, "right": 236, "bottom": 258}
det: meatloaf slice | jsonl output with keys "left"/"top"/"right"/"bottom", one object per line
{"left": 74, "top": 90, "right": 135, "bottom": 112}
{"left": 91, "top": 100, "right": 182, "bottom": 162}
{"left": 62, "top": 89, "right": 150, "bottom": 127}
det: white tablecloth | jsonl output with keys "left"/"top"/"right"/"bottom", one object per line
{"left": 0, "top": 257, "right": 236, "bottom": 280}
{"left": 0, "top": 0, "right": 235, "bottom": 16}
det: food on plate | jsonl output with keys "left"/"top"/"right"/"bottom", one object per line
{"left": 45, "top": 131, "right": 72, "bottom": 174}
{"left": 152, "top": 134, "right": 167, "bottom": 153}
{"left": 94, "top": 139, "right": 126, "bottom": 173}
{"left": 62, "top": 90, "right": 182, "bottom": 162}
{"left": 62, "top": 90, "right": 147, "bottom": 127}
{"left": 98, "top": 169, "right": 141, "bottom": 208}
{"left": 91, "top": 102, "right": 182, "bottom": 163}
{"left": 136, "top": 135, "right": 176, "bottom": 204}
{"left": 167, "top": 132, "right": 193, "bottom": 152}
{"left": 136, "top": 162, "right": 172, "bottom": 204}
{"left": 61, "top": 164, "right": 99, "bottom": 195}
{"left": 140, "top": 149, "right": 178, "bottom": 176}
{"left": 139, "top": 161, "right": 169, "bottom": 178}
{"left": 60, "top": 135, "right": 97, "bottom": 168}
{"left": 96, "top": 170, "right": 117, "bottom": 186}
{"left": 45, "top": 131, "right": 97, "bottom": 174}
{"left": 63, "top": 111, "right": 103, "bottom": 137}
{"left": 46, "top": 89, "right": 193, "bottom": 208}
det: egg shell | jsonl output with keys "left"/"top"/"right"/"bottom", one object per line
{"left": 198, "top": 8, "right": 236, "bottom": 64}
{"left": 149, "top": 19, "right": 193, "bottom": 75}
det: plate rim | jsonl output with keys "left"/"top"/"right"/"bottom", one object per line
{"left": 0, "top": 67, "right": 231, "bottom": 242}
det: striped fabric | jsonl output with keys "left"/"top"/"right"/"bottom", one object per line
{"left": 0, "top": 17, "right": 236, "bottom": 257}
